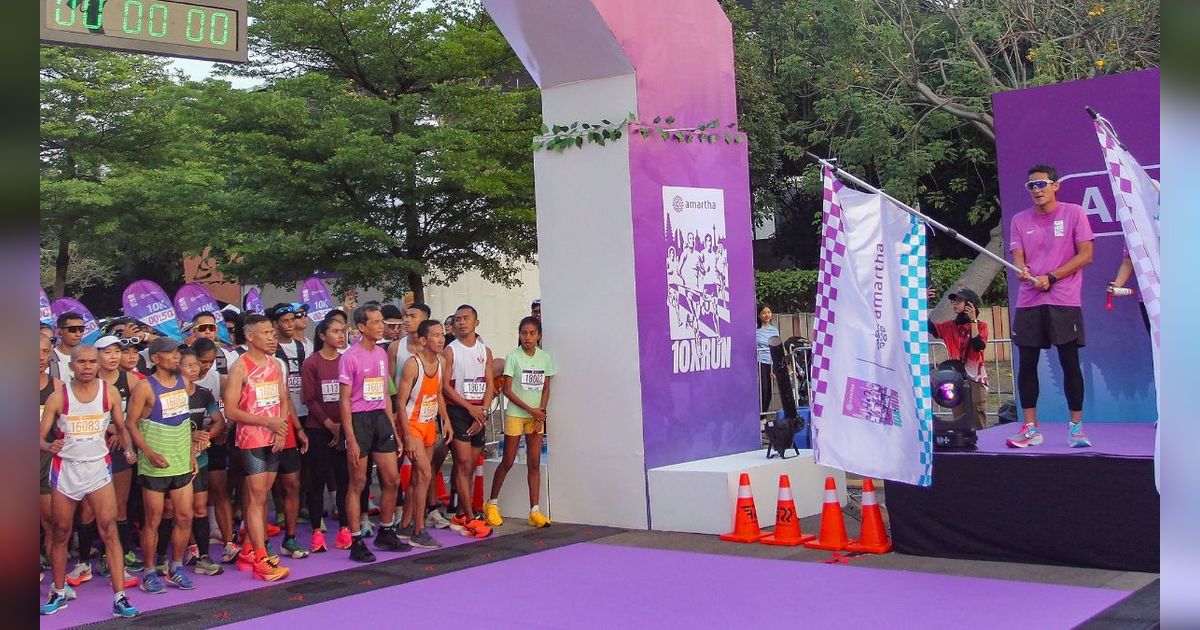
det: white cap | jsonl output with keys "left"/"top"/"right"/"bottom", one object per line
{"left": 94, "top": 335, "right": 122, "bottom": 349}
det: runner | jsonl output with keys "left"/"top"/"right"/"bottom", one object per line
{"left": 125, "top": 337, "right": 198, "bottom": 594}
{"left": 485, "top": 317, "right": 555, "bottom": 528}
{"left": 189, "top": 311, "right": 239, "bottom": 376}
{"left": 39, "top": 345, "right": 141, "bottom": 618}
{"left": 269, "top": 303, "right": 313, "bottom": 556}
{"left": 396, "top": 319, "right": 453, "bottom": 549}
{"left": 52, "top": 311, "right": 86, "bottom": 380}
{"left": 442, "top": 305, "right": 494, "bottom": 538}
{"left": 39, "top": 336, "right": 62, "bottom": 585}
{"left": 222, "top": 313, "right": 292, "bottom": 581}
{"left": 380, "top": 304, "right": 405, "bottom": 348}
{"left": 190, "top": 338, "right": 238, "bottom": 564}
{"left": 340, "top": 304, "right": 408, "bottom": 562}
{"left": 301, "top": 316, "right": 351, "bottom": 553}
{"left": 178, "top": 348, "right": 227, "bottom": 576}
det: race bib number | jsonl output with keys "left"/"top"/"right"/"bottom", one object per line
{"left": 1054, "top": 219, "right": 1065, "bottom": 237}
{"left": 255, "top": 382, "right": 281, "bottom": 408}
{"left": 460, "top": 378, "right": 487, "bottom": 402}
{"left": 66, "top": 412, "right": 107, "bottom": 439}
{"left": 321, "top": 380, "right": 340, "bottom": 403}
{"left": 287, "top": 373, "right": 302, "bottom": 394}
{"left": 418, "top": 395, "right": 438, "bottom": 422}
{"left": 363, "top": 377, "right": 386, "bottom": 402}
{"left": 520, "top": 369, "right": 545, "bottom": 391}
{"left": 159, "top": 389, "right": 189, "bottom": 418}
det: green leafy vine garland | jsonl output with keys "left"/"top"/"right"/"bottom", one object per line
{"left": 533, "top": 113, "right": 746, "bottom": 152}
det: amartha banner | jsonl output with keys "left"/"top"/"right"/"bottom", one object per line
{"left": 810, "top": 167, "right": 932, "bottom": 486}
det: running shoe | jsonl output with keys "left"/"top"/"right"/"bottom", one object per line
{"left": 124, "top": 550, "right": 145, "bottom": 572}
{"left": 236, "top": 548, "right": 256, "bottom": 572}
{"left": 266, "top": 522, "right": 282, "bottom": 538}
{"left": 96, "top": 555, "right": 111, "bottom": 577}
{"left": 164, "top": 565, "right": 196, "bottom": 590}
{"left": 1068, "top": 422, "right": 1093, "bottom": 448}
{"left": 483, "top": 502, "right": 503, "bottom": 527}
{"left": 310, "top": 529, "right": 328, "bottom": 553}
{"left": 425, "top": 509, "right": 451, "bottom": 529}
{"left": 274, "top": 511, "right": 286, "bottom": 527}
{"left": 528, "top": 510, "right": 552, "bottom": 528}
{"left": 282, "top": 537, "right": 310, "bottom": 559}
{"left": 463, "top": 519, "right": 493, "bottom": 539}
{"left": 112, "top": 593, "right": 140, "bottom": 618}
{"left": 1005, "top": 423, "right": 1043, "bottom": 448}
{"left": 119, "top": 569, "right": 139, "bottom": 589}
{"left": 396, "top": 523, "right": 415, "bottom": 542}
{"left": 348, "top": 538, "right": 376, "bottom": 563}
{"left": 360, "top": 515, "right": 375, "bottom": 537}
{"left": 449, "top": 514, "right": 469, "bottom": 533}
{"left": 220, "top": 542, "right": 239, "bottom": 564}
{"left": 40, "top": 589, "right": 69, "bottom": 615}
{"left": 183, "top": 544, "right": 200, "bottom": 566}
{"left": 65, "top": 561, "right": 92, "bottom": 586}
{"left": 193, "top": 556, "right": 224, "bottom": 576}
{"left": 334, "top": 527, "right": 353, "bottom": 550}
{"left": 154, "top": 554, "right": 168, "bottom": 575}
{"left": 139, "top": 571, "right": 167, "bottom": 594}
{"left": 408, "top": 530, "right": 441, "bottom": 549}
{"left": 252, "top": 555, "right": 290, "bottom": 582}
{"left": 374, "top": 528, "right": 411, "bottom": 552}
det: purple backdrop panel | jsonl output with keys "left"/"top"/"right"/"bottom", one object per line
{"left": 122, "top": 279, "right": 184, "bottom": 341}
{"left": 175, "top": 283, "right": 234, "bottom": 344}
{"left": 300, "top": 277, "right": 335, "bottom": 321}
{"left": 993, "top": 68, "right": 1159, "bottom": 422}
{"left": 228, "top": 543, "right": 1129, "bottom": 630}
{"left": 39, "top": 287, "right": 52, "bottom": 324}
{"left": 50, "top": 297, "right": 101, "bottom": 344}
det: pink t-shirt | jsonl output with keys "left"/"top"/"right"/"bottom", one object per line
{"left": 338, "top": 343, "right": 390, "bottom": 413}
{"left": 1008, "top": 202, "right": 1094, "bottom": 308}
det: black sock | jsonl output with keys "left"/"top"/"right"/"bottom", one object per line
{"left": 77, "top": 522, "right": 97, "bottom": 564}
{"left": 156, "top": 518, "right": 174, "bottom": 559}
{"left": 117, "top": 519, "right": 133, "bottom": 555}
{"left": 193, "top": 516, "right": 211, "bottom": 558}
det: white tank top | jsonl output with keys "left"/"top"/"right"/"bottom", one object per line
{"left": 58, "top": 382, "right": 112, "bottom": 462}
{"left": 448, "top": 338, "right": 489, "bottom": 404}
{"left": 394, "top": 337, "right": 415, "bottom": 387}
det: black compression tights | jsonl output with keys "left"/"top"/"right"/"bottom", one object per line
{"left": 1018, "top": 343, "right": 1084, "bottom": 412}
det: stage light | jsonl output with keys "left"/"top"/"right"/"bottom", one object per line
{"left": 931, "top": 360, "right": 977, "bottom": 451}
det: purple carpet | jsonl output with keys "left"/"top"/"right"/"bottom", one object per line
{"left": 227, "top": 543, "right": 1130, "bottom": 630}
{"left": 40, "top": 527, "right": 478, "bottom": 629}
{"left": 969, "top": 422, "right": 1154, "bottom": 458}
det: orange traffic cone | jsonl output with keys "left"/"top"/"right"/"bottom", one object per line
{"left": 400, "top": 459, "right": 412, "bottom": 491}
{"left": 846, "top": 478, "right": 891, "bottom": 554}
{"left": 472, "top": 455, "right": 485, "bottom": 513}
{"left": 803, "top": 477, "right": 849, "bottom": 551}
{"left": 720, "top": 473, "right": 764, "bottom": 543}
{"left": 436, "top": 473, "right": 451, "bottom": 504}
{"left": 760, "top": 474, "right": 815, "bottom": 546}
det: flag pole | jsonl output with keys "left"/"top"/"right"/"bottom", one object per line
{"left": 807, "top": 153, "right": 1024, "bottom": 275}
{"left": 1085, "top": 106, "right": 1160, "bottom": 193}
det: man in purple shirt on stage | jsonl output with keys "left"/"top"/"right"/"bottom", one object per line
{"left": 1007, "top": 164, "right": 1095, "bottom": 449}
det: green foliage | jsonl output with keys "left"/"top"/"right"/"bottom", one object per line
{"left": 755, "top": 269, "right": 818, "bottom": 312}
{"left": 928, "top": 258, "right": 1008, "bottom": 306}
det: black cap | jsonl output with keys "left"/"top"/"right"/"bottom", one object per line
{"left": 948, "top": 288, "right": 982, "bottom": 309}
{"left": 380, "top": 304, "right": 404, "bottom": 321}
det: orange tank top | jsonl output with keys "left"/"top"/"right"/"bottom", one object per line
{"left": 404, "top": 356, "right": 441, "bottom": 424}
{"left": 236, "top": 354, "right": 283, "bottom": 449}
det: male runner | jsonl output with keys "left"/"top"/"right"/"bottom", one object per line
{"left": 1008, "top": 164, "right": 1095, "bottom": 448}
{"left": 380, "top": 304, "right": 405, "bottom": 348}
{"left": 40, "top": 345, "right": 141, "bottom": 618}
{"left": 341, "top": 305, "right": 408, "bottom": 562}
{"left": 442, "top": 305, "right": 494, "bottom": 537}
{"left": 179, "top": 348, "right": 227, "bottom": 576}
{"left": 52, "top": 312, "right": 86, "bottom": 380}
{"left": 396, "top": 319, "right": 453, "bottom": 549}
{"left": 268, "top": 303, "right": 312, "bottom": 557}
{"left": 190, "top": 338, "right": 238, "bottom": 563}
{"left": 125, "top": 337, "right": 198, "bottom": 594}
{"left": 189, "top": 311, "right": 239, "bottom": 376}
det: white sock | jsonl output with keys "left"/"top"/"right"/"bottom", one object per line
{"left": 488, "top": 499, "right": 498, "bottom": 506}
{"left": 114, "top": 590, "right": 126, "bottom": 602}
{"left": 530, "top": 505, "right": 540, "bottom": 513}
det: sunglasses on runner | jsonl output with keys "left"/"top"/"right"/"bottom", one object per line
{"left": 1025, "top": 179, "right": 1054, "bottom": 191}
{"left": 194, "top": 324, "right": 218, "bottom": 332}
{"left": 385, "top": 322, "right": 403, "bottom": 329}
{"left": 118, "top": 337, "right": 142, "bottom": 348}
{"left": 62, "top": 326, "right": 86, "bottom": 334}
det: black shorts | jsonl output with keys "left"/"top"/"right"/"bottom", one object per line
{"left": 110, "top": 446, "right": 134, "bottom": 474}
{"left": 141, "top": 472, "right": 193, "bottom": 493}
{"left": 350, "top": 410, "right": 397, "bottom": 456}
{"left": 192, "top": 466, "right": 209, "bottom": 493}
{"left": 1012, "top": 305, "right": 1086, "bottom": 349}
{"left": 278, "top": 447, "right": 302, "bottom": 475}
{"left": 40, "top": 451, "right": 52, "bottom": 496}
{"left": 241, "top": 446, "right": 280, "bottom": 476}
{"left": 448, "top": 404, "right": 486, "bottom": 448}
{"left": 207, "top": 442, "right": 229, "bottom": 471}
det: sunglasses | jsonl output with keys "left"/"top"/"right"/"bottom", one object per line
{"left": 385, "top": 322, "right": 403, "bottom": 329}
{"left": 118, "top": 337, "right": 143, "bottom": 348}
{"left": 62, "top": 326, "right": 86, "bottom": 334}
{"left": 194, "top": 324, "right": 218, "bottom": 333}
{"left": 1025, "top": 179, "right": 1054, "bottom": 191}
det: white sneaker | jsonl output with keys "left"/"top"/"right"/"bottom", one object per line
{"left": 425, "top": 509, "right": 451, "bottom": 529}
{"left": 360, "top": 515, "right": 375, "bottom": 537}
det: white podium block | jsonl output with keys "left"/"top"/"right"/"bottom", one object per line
{"left": 647, "top": 450, "right": 846, "bottom": 535}
{"left": 483, "top": 457, "right": 551, "bottom": 520}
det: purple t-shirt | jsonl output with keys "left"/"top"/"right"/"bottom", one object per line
{"left": 1008, "top": 202, "right": 1094, "bottom": 308}
{"left": 338, "top": 343, "right": 390, "bottom": 413}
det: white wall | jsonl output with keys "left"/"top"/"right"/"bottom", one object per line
{"left": 423, "top": 263, "right": 541, "bottom": 352}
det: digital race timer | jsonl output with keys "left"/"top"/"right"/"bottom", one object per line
{"left": 41, "top": 0, "right": 248, "bottom": 63}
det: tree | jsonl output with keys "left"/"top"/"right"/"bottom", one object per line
{"left": 40, "top": 47, "right": 223, "bottom": 299}
{"left": 732, "top": 0, "right": 1158, "bottom": 315}
{"left": 199, "top": 0, "right": 540, "bottom": 302}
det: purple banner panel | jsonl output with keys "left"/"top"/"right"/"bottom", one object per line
{"left": 50, "top": 297, "right": 101, "bottom": 344}
{"left": 122, "top": 279, "right": 183, "bottom": 341}
{"left": 39, "top": 287, "right": 52, "bottom": 324}
{"left": 243, "top": 287, "right": 264, "bottom": 315}
{"left": 993, "top": 68, "right": 1159, "bottom": 422}
{"left": 175, "top": 283, "right": 233, "bottom": 344}
{"left": 299, "top": 276, "right": 335, "bottom": 322}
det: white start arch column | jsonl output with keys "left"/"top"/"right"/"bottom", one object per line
{"left": 484, "top": 0, "right": 760, "bottom": 528}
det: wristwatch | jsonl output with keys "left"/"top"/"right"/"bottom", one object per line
{"left": 1047, "top": 273, "right": 1058, "bottom": 285}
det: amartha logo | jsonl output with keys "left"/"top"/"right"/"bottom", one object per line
{"left": 875, "top": 324, "right": 888, "bottom": 350}
{"left": 672, "top": 196, "right": 685, "bottom": 212}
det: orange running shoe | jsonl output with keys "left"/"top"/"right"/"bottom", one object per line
{"left": 334, "top": 527, "right": 353, "bottom": 550}
{"left": 252, "top": 555, "right": 290, "bottom": 582}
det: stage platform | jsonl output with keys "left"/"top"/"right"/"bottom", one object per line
{"left": 887, "top": 423, "right": 1158, "bottom": 573}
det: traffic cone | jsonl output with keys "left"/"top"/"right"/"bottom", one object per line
{"left": 400, "top": 459, "right": 412, "bottom": 491}
{"left": 719, "top": 473, "right": 764, "bottom": 543}
{"left": 803, "top": 477, "right": 849, "bottom": 551}
{"left": 760, "top": 474, "right": 815, "bottom": 546}
{"left": 436, "top": 473, "right": 451, "bottom": 504}
{"left": 472, "top": 455, "right": 485, "bottom": 513}
{"left": 846, "top": 478, "right": 892, "bottom": 554}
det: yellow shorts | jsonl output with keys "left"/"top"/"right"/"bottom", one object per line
{"left": 504, "top": 415, "right": 544, "bottom": 437}
{"left": 408, "top": 420, "right": 438, "bottom": 448}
